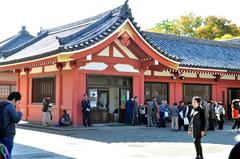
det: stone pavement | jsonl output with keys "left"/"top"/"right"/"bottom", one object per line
{"left": 11, "top": 121, "right": 239, "bottom": 159}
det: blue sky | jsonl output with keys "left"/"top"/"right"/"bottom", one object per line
{"left": 0, "top": 0, "right": 239, "bottom": 40}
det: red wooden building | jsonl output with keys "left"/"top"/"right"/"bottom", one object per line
{"left": 0, "top": 1, "right": 240, "bottom": 124}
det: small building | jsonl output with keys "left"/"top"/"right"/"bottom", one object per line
{"left": 0, "top": 1, "right": 240, "bottom": 124}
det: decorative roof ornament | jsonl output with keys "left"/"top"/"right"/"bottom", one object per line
{"left": 18, "top": 25, "right": 29, "bottom": 35}
{"left": 119, "top": 0, "right": 132, "bottom": 19}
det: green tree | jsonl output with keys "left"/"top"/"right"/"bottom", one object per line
{"left": 148, "top": 19, "right": 175, "bottom": 34}
{"left": 149, "top": 12, "right": 203, "bottom": 36}
{"left": 149, "top": 13, "right": 240, "bottom": 40}
{"left": 174, "top": 13, "right": 203, "bottom": 36}
{"left": 195, "top": 16, "right": 240, "bottom": 40}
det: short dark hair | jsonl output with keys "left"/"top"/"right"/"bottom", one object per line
{"left": 179, "top": 101, "right": 184, "bottom": 104}
{"left": 63, "top": 109, "right": 67, "bottom": 113}
{"left": 192, "top": 96, "right": 201, "bottom": 104}
{"left": 7, "top": 92, "right": 22, "bottom": 101}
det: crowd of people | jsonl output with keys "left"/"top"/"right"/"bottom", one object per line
{"left": 0, "top": 91, "right": 240, "bottom": 158}
{"left": 124, "top": 96, "right": 234, "bottom": 133}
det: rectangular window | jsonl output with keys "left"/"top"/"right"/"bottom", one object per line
{"left": 144, "top": 82, "right": 168, "bottom": 102}
{"left": 183, "top": 84, "right": 211, "bottom": 103}
{"left": 0, "top": 84, "right": 16, "bottom": 100}
{"left": 32, "top": 77, "right": 55, "bottom": 103}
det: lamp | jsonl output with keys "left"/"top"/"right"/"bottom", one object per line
{"left": 179, "top": 76, "right": 185, "bottom": 80}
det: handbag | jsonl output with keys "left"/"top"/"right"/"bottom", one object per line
{"left": 184, "top": 117, "right": 189, "bottom": 125}
{"left": 164, "top": 111, "right": 169, "bottom": 118}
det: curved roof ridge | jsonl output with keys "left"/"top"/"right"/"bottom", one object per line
{"left": 43, "top": 5, "right": 124, "bottom": 35}
{"left": 2, "top": 31, "right": 48, "bottom": 58}
{"left": 145, "top": 31, "right": 240, "bottom": 48}
{"left": 57, "top": 11, "right": 114, "bottom": 45}
{"left": 0, "top": 26, "right": 34, "bottom": 51}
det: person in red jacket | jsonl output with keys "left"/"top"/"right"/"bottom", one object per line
{"left": 231, "top": 99, "right": 240, "bottom": 132}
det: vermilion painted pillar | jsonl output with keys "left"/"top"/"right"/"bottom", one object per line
{"left": 56, "top": 63, "right": 64, "bottom": 120}
{"left": 212, "top": 84, "right": 217, "bottom": 101}
{"left": 175, "top": 82, "right": 182, "bottom": 103}
{"left": 20, "top": 68, "right": 30, "bottom": 120}
{"left": 70, "top": 62, "right": 80, "bottom": 125}
{"left": 169, "top": 82, "right": 175, "bottom": 106}
{"left": 15, "top": 69, "right": 21, "bottom": 111}
{"left": 15, "top": 69, "right": 21, "bottom": 92}
{"left": 133, "top": 75, "right": 140, "bottom": 101}
{"left": 217, "top": 83, "right": 222, "bottom": 102}
{"left": 79, "top": 73, "right": 86, "bottom": 125}
{"left": 139, "top": 70, "right": 145, "bottom": 105}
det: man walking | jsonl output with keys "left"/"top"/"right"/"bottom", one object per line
{"left": 0, "top": 92, "right": 22, "bottom": 157}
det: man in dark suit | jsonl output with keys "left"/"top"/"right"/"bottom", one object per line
{"left": 81, "top": 94, "right": 92, "bottom": 126}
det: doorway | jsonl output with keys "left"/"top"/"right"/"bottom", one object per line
{"left": 227, "top": 88, "right": 240, "bottom": 119}
{"left": 87, "top": 75, "right": 132, "bottom": 123}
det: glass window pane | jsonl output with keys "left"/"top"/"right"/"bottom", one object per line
{"left": 183, "top": 84, "right": 211, "bottom": 103}
{"left": 32, "top": 77, "right": 55, "bottom": 103}
{"left": 144, "top": 82, "right": 168, "bottom": 102}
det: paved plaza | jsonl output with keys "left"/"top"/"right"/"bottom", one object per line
{"left": 12, "top": 121, "right": 239, "bottom": 159}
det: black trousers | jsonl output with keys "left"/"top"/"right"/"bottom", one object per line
{"left": 83, "top": 110, "right": 91, "bottom": 126}
{"left": 194, "top": 136, "right": 203, "bottom": 158}
{"left": 232, "top": 118, "right": 240, "bottom": 129}
{"left": 218, "top": 115, "right": 224, "bottom": 130}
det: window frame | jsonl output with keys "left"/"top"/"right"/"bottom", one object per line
{"left": 183, "top": 83, "right": 211, "bottom": 103}
{"left": 32, "top": 77, "right": 56, "bottom": 104}
{"left": 144, "top": 82, "right": 169, "bottom": 103}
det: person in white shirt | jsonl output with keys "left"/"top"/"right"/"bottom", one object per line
{"left": 214, "top": 102, "right": 225, "bottom": 130}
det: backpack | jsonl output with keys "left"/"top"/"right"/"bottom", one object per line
{"left": 0, "top": 101, "right": 9, "bottom": 138}
{"left": 0, "top": 143, "right": 10, "bottom": 159}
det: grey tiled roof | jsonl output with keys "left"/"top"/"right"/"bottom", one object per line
{"left": 0, "top": 26, "right": 34, "bottom": 58}
{"left": 146, "top": 32, "right": 240, "bottom": 71}
{"left": 0, "top": 0, "right": 180, "bottom": 66}
{"left": 224, "top": 38, "right": 240, "bottom": 45}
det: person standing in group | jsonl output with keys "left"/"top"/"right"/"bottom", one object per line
{"left": 178, "top": 101, "right": 185, "bottom": 130}
{"left": 151, "top": 97, "right": 158, "bottom": 126}
{"left": 215, "top": 101, "right": 225, "bottom": 130}
{"left": 188, "top": 96, "right": 205, "bottom": 159}
{"left": 0, "top": 92, "right": 22, "bottom": 157}
{"left": 42, "top": 96, "right": 52, "bottom": 126}
{"left": 158, "top": 100, "right": 167, "bottom": 128}
{"left": 203, "top": 100, "right": 210, "bottom": 132}
{"left": 231, "top": 99, "right": 240, "bottom": 132}
{"left": 125, "top": 97, "right": 134, "bottom": 125}
{"left": 81, "top": 94, "right": 92, "bottom": 126}
{"left": 139, "top": 103, "right": 147, "bottom": 125}
{"left": 132, "top": 96, "right": 139, "bottom": 125}
{"left": 208, "top": 101, "right": 215, "bottom": 131}
{"left": 183, "top": 103, "right": 190, "bottom": 131}
{"left": 171, "top": 102, "right": 179, "bottom": 131}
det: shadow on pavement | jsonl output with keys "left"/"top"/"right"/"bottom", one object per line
{"left": 12, "top": 143, "right": 74, "bottom": 159}
{"left": 17, "top": 121, "right": 237, "bottom": 145}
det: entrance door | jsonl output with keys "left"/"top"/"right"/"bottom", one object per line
{"left": 119, "top": 88, "right": 131, "bottom": 122}
{"left": 228, "top": 88, "right": 240, "bottom": 105}
{"left": 227, "top": 88, "right": 240, "bottom": 119}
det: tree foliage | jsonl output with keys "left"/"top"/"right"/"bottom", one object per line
{"left": 149, "top": 13, "right": 240, "bottom": 40}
